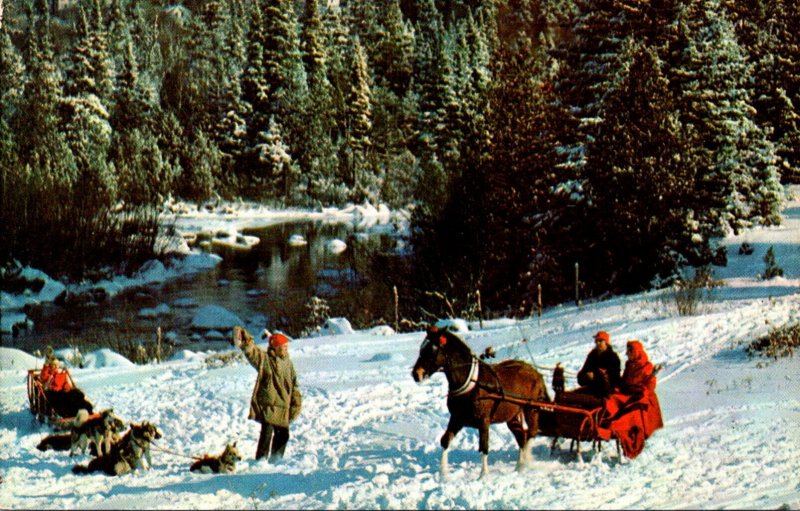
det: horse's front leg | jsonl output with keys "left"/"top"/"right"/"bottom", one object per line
{"left": 439, "top": 418, "right": 463, "bottom": 481}
{"left": 478, "top": 420, "right": 490, "bottom": 479}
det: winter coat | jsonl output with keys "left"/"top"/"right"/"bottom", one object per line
{"left": 599, "top": 340, "right": 663, "bottom": 458}
{"left": 577, "top": 346, "right": 621, "bottom": 396}
{"left": 49, "top": 369, "right": 72, "bottom": 392}
{"left": 620, "top": 340, "right": 657, "bottom": 396}
{"left": 241, "top": 340, "right": 302, "bottom": 428}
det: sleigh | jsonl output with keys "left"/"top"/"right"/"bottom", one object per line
{"left": 27, "top": 368, "right": 83, "bottom": 426}
{"left": 479, "top": 373, "right": 662, "bottom": 460}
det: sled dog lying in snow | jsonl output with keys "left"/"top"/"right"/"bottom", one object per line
{"left": 70, "top": 409, "right": 126, "bottom": 457}
{"left": 37, "top": 432, "right": 72, "bottom": 452}
{"left": 190, "top": 442, "right": 242, "bottom": 474}
{"left": 72, "top": 422, "right": 162, "bottom": 476}
{"left": 36, "top": 409, "right": 124, "bottom": 456}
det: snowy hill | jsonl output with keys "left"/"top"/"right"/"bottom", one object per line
{"left": 0, "top": 188, "right": 798, "bottom": 509}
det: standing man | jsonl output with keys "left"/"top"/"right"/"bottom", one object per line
{"left": 576, "top": 330, "right": 621, "bottom": 398}
{"left": 232, "top": 326, "right": 302, "bottom": 462}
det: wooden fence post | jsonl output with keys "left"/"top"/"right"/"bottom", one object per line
{"left": 476, "top": 289, "right": 483, "bottom": 329}
{"left": 156, "top": 326, "right": 162, "bottom": 364}
{"left": 393, "top": 286, "right": 399, "bottom": 333}
{"left": 537, "top": 284, "right": 543, "bottom": 317}
{"left": 575, "top": 262, "right": 582, "bottom": 307}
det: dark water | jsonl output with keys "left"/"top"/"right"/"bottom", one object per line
{"left": 4, "top": 221, "right": 408, "bottom": 354}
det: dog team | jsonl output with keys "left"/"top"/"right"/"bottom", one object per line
{"left": 35, "top": 325, "right": 300, "bottom": 476}
{"left": 36, "top": 406, "right": 241, "bottom": 476}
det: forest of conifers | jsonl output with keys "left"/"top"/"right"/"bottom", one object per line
{"left": 1, "top": 0, "right": 798, "bottom": 317}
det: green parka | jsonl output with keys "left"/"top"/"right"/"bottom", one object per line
{"left": 241, "top": 340, "right": 302, "bottom": 428}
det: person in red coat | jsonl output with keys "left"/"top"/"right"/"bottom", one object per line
{"left": 599, "top": 340, "right": 663, "bottom": 458}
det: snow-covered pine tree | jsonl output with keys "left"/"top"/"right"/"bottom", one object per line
{"left": 299, "top": 0, "right": 339, "bottom": 203}
{"left": 673, "top": 0, "right": 782, "bottom": 236}
{"left": 0, "top": 25, "right": 25, "bottom": 264}
{"left": 344, "top": 36, "right": 374, "bottom": 200}
{"left": 722, "top": 0, "right": 800, "bottom": 184}
{"left": 373, "top": 0, "right": 415, "bottom": 96}
{"left": 583, "top": 41, "right": 699, "bottom": 293}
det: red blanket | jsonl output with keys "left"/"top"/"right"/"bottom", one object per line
{"left": 597, "top": 389, "right": 663, "bottom": 459}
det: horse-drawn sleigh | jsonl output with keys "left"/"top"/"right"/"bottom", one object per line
{"left": 411, "top": 327, "right": 663, "bottom": 478}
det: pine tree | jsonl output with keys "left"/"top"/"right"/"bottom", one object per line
{"left": 300, "top": 0, "right": 339, "bottom": 202}
{"left": 0, "top": 26, "right": 25, "bottom": 263}
{"left": 583, "top": 41, "right": 700, "bottom": 293}
{"left": 344, "top": 36, "right": 374, "bottom": 200}
{"left": 674, "top": 0, "right": 783, "bottom": 236}
{"left": 722, "top": 0, "right": 800, "bottom": 183}
{"left": 254, "top": 116, "right": 296, "bottom": 200}
{"left": 110, "top": 39, "right": 168, "bottom": 206}
{"left": 373, "top": 0, "right": 415, "bottom": 96}
{"left": 177, "top": 129, "right": 219, "bottom": 201}
{"left": 240, "top": 0, "right": 309, "bottom": 197}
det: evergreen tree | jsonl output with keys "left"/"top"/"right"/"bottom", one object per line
{"left": 11, "top": 0, "right": 79, "bottom": 273}
{"left": 343, "top": 36, "right": 374, "bottom": 200}
{"left": 15, "top": 0, "right": 77, "bottom": 184}
{"left": 254, "top": 116, "right": 296, "bottom": 200}
{"left": 674, "top": 0, "right": 782, "bottom": 236}
{"left": 583, "top": 42, "right": 699, "bottom": 293}
{"left": 722, "top": 0, "right": 800, "bottom": 183}
{"left": 373, "top": 0, "right": 415, "bottom": 96}
{"left": 0, "top": 26, "right": 25, "bottom": 263}
{"left": 300, "top": 0, "right": 339, "bottom": 203}
{"left": 177, "top": 129, "right": 219, "bottom": 201}
{"left": 240, "top": 0, "right": 309, "bottom": 197}
{"left": 110, "top": 39, "right": 169, "bottom": 206}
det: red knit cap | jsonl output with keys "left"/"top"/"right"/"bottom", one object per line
{"left": 269, "top": 333, "right": 289, "bottom": 348}
{"left": 594, "top": 330, "right": 610, "bottom": 342}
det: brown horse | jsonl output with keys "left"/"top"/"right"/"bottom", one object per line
{"left": 411, "top": 327, "right": 550, "bottom": 479}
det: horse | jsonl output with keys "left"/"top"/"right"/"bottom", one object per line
{"left": 411, "top": 326, "right": 550, "bottom": 479}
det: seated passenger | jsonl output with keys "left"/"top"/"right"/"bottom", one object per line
{"left": 42, "top": 358, "right": 93, "bottom": 418}
{"left": 575, "top": 330, "right": 621, "bottom": 397}
{"left": 38, "top": 348, "right": 58, "bottom": 386}
{"left": 602, "top": 340, "right": 663, "bottom": 441}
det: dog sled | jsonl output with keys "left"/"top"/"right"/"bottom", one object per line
{"left": 27, "top": 368, "right": 93, "bottom": 426}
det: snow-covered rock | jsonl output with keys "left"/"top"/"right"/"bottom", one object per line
{"left": 320, "top": 317, "right": 355, "bottom": 336}
{"left": 0, "top": 347, "right": 39, "bottom": 371}
{"left": 288, "top": 234, "right": 308, "bottom": 247}
{"left": 326, "top": 239, "right": 347, "bottom": 254}
{"left": 190, "top": 304, "right": 243, "bottom": 331}
{"left": 80, "top": 349, "right": 135, "bottom": 369}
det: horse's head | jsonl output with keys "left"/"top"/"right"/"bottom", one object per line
{"left": 412, "top": 326, "right": 454, "bottom": 383}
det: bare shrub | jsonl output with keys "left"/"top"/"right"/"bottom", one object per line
{"left": 204, "top": 350, "right": 244, "bottom": 368}
{"left": 746, "top": 323, "right": 800, "bottom": 360}
{"left": 671, "top": 265, "right": 723, "bottom": 316}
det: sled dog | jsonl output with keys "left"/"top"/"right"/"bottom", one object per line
{"left": 190, "top": 442, "right": 242, "bottom": 474}
{"left": 72, "top": 422, "right": 162, "bottom": 476}
{"left": 70, "top": 409, "right": 126, "bottom": 457}
{"left": 37, "top": 432, "right": 72, "bottom": 452}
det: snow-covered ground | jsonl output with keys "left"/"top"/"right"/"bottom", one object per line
{"left": 1, "top": 190, "right": 798, "bottom": 509}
